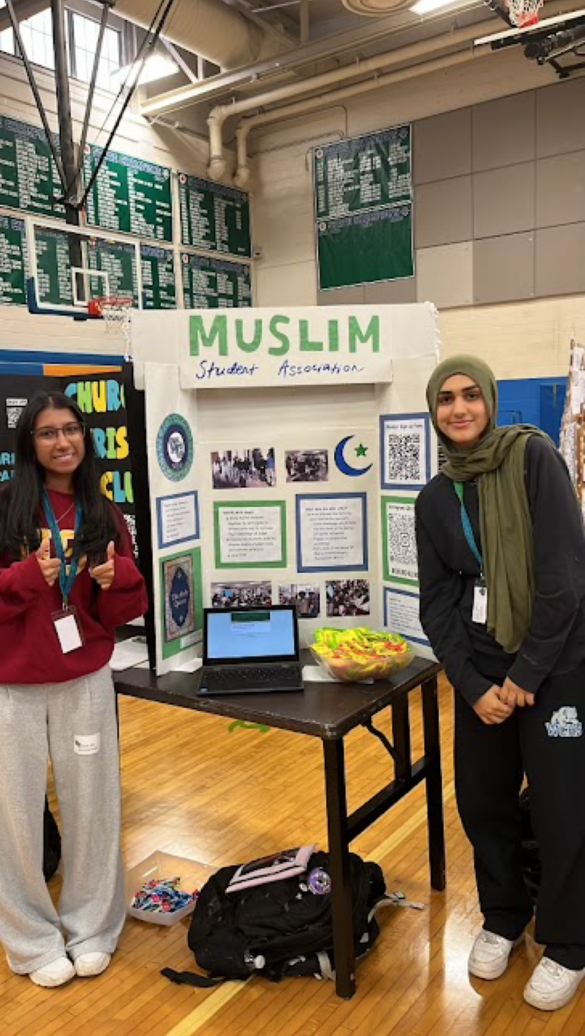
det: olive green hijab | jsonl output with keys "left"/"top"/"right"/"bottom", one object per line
{"left": 427, "top": 355, "right": 552, "bottom": 654}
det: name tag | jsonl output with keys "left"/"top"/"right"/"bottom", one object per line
{"left": 52, "top": 607, "right": 84, "bottom": 654}
{"left": 472, "top": 579, "right": 488, "bottom": 625}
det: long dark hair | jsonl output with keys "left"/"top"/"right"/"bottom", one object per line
{"left": 0, "top": 391, "right": 119, "bottom": 563}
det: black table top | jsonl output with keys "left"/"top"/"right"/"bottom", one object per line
{"left": 114, "top": 653, "right": 441, "bottom": 740}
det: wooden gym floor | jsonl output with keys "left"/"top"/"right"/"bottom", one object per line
{"left": 1, "top": 676, "right": 584, "bottom": 1036}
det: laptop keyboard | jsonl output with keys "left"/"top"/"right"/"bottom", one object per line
{"left": 202, "top": 665, "right": 301, "bottom": 689}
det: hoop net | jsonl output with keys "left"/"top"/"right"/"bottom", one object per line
{"left": 89, "top": 296, "right": 133, "bottom": 358}
{"left": 507, "top": 0, "right": 543, "bottom": 27}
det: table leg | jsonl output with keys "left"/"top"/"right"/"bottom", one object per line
{"left": 323, "top": 738, "right": 356, "bottom": 999}
{"left": 421, "top": 675, "right": 446, "bottom": 891}
{"left": 391, "top": 694, "right": 412, "bottom": 781}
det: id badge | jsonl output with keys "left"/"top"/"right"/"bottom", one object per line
{"left": 52, "top": 606, "right": 84, "bottom": 654}
{"left": 472, "top": 579, "right": 488, "bottom": 625}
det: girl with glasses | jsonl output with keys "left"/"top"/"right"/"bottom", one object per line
{"left": 0, "top": 391, "right": 148, "bottom": 988}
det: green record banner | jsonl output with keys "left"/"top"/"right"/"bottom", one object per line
{"left": 181, "top": 252, "right": 252, "bottom": 309}
{"left": 83, "top": 145, "right": 173, "bottom": 242}
{"left": 314, "top": 125, "right": 413, "bottom": 290}
{"left": 177, "top": 172, "right": 251, "bottom": 258}
{"left": 317, "top": 204, "right": 413, "bottom": 291}
{"left": 0, "top": 115, "right": 65, "bottom": 219}
{"left": 0, "top": 216, "right": 27, "bottom": 306}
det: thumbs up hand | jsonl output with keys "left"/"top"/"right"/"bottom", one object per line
{"left": 89, "top": 541, "right": 116, "bottom": 591}
{"left": 35, "top": 536, "right": 61, "bottom": 588}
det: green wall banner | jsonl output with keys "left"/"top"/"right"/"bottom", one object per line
{"left": 313, "top": 126, "right": 413, "bottom": 291}
{"left": 0, "top": 216, "right": 27, "bottom": 305}
{"left": 0, "top": 115, "right": 65, "bottom": 219}
{"left": 178, "top": 172, "right": 251, "bottom": 257}
{"left": 83, "top": 145, "right": 173, "bottom": 242}
{"left": 181, "top": 252, "right": 252, "bottom": 309}
{"left": 141, "top": 245, "right": 177, "bottom": 309}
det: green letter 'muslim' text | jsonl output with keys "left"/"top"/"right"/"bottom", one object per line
{"left": 189, "top": 315, "right": 228, "bottom": 356}
{"left": 348, "top": 315, "right": 380, "bottom": 353}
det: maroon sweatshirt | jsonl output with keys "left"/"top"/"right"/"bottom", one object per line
{"left": 0, "top": 488, "right": 148, "bottom": 685}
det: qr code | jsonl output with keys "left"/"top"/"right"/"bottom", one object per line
{"left": 6, "top": 398, "right": 27, "bottom": 430}
{"left": 389, "top": 509, "right": 418, "bottom": 577}
{"left": 386, "top": 433, "right": 422, "bottom": 483}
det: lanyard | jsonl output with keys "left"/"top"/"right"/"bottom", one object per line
{"left": 453, "top": 481, "right": 483, "bottom": 571}
{"left": 41, "top": 490, "right": 82, "bottom": 609}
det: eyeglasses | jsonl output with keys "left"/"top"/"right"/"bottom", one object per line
{"left": 32, "top": 422, "right": 86, "bottom": 443}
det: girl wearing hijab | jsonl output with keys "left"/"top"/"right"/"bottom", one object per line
{"left": 415, "top": 355, "right": 585, "bottom": 1012}
{"left": 0, "top": 391, "right": 148, "bottom": 988}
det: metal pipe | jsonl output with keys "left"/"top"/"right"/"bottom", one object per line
{"left": 52, "top": 0, "right": 78, "bottom": 212}
{"left": 232, "top": 48, "right": 478, "bottom": 187}
{"left": 76, "top": 0, "right": 112, "bottom": 175}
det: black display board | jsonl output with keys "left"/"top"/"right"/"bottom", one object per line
{"left": 178, "top": 172, "right": 251, "bottom": 257}
{"left": 180, "top": 252, "right": 252, "bottom": 309}
{"left": 83, "top": 145, "right": 173, "bottom": 242}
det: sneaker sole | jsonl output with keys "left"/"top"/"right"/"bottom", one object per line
{"left": 523, "top": 987, "right": 577, "bottom": 1012}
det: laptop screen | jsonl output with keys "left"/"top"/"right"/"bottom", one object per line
{"left": 204, "top": 607, "right": 299, "bottom": 664}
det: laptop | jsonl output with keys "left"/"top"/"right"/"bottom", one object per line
{"left": 197, "top": 605, "right": 304, "bottom": 700}
{"left": 198, "top": 605, "right": 304, "bottom": 696}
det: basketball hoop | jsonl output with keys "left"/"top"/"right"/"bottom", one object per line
{"left": 507, "top": 0, "right": 543, "bottom": 28}
{"left": 89, "top": 296, "right": 133, "bottom": 358}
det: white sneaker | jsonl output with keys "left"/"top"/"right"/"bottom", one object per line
{"left": 30, "top": 956, "right": 75, "bottom": 988}
{"left": 74, "top": 952, "right": 111, "bottom": 978}
{"left": 468, "top": 930, "right": 524, "bottom": 980}
{"left": 524, "top": 957, "right": 585, "bottom": 1011}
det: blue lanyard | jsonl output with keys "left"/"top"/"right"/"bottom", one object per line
{"left": 41, "top": 490, "right": 82, "bottom": 608}
{"left": 453, "top": 481, "right": 483, "bottom": 570}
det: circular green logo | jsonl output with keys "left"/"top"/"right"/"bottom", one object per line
{"left": 156, "top": 414, "right": 193, "bottom": 482}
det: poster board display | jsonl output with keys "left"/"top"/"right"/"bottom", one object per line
{"left": 0, "top": 366, "right": 135, "bottom": 545}
{"left": 134, "top": 303, "right": 440, "bottom": 672}
{"left": 314, "top": 126, "right": 413, "bottom": 291}
{"left": 178, "top": 173, "right": 251, "bottom": 258}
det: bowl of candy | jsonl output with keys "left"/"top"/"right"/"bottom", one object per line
{"left": 125, "top": 851, "right": 215, "bottom": 926}
{"left": 310, "top": 627, "right": 414, "bottom": 683}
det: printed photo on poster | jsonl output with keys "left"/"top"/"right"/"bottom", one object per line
{"left": 159, "top": 547, "right": 203, "bottom": 660}
{"left": 285, "top": 449, "right": 328, "bottom": 483}
{"left": 211, "top": 581, "right": 272, "bottom": 608}
{"left": 156, "top": 491, "right": 199, "bottom": 549}
{"left": 163, "top": 553, "right": 196, "bottom": 642}
{"left": 380, "top": 413, "right": 430, "bottom": 491}
{"left": 382, "top": 495, "right": 418, "bottom": 586}
{"left": 326, "top": 579, "right": 370, "bottom": 617}
{"left": 211, "top": 448, "right": 276, "bottom": 489}
{"left": 279, "top": 583, "right": 321, "bottom": 618}
{"left": 384, "top": 587, "right": 429, "bottom": 646}
{"left": 215, "top": 501, "right": 287, "bottom": 568}
{"left": 296, "top": 493, "right": 367, "bottom": 572}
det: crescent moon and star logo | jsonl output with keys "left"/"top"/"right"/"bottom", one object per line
{"left": 334, "top": 436, "right": 373, "bottom": 477}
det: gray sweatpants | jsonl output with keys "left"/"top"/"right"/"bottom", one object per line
{"left": 0, "top": 666, "right": 126, "bottom": 974}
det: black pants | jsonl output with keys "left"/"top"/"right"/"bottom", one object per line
{"left": 455, "top": 663, "right": 585, "bottom": 970}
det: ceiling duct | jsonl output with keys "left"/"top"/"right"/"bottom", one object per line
{"left": 113, "top": 0, "right": 291, "bottom": 70}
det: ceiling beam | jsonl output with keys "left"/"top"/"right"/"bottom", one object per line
{"left": 0, "top": 0, "right": 50, "bottom": 32}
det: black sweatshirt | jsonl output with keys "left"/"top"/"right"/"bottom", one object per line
{"left": 415, "top": 436, "right": 585, "bottom": 705}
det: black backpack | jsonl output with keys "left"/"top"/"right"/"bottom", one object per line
{"left": 43, "top": 798, "right": 61, "bottom": 881}
{"left": 163, "top": 850, "right": 387, "bottom": 987}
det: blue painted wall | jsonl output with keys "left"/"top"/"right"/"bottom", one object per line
{"left": 497, "top": 377, "right": 567, "bottom": 445}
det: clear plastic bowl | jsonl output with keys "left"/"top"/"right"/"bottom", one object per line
{"left": 310, "top": 644, "right": 414, "bottom": 683}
